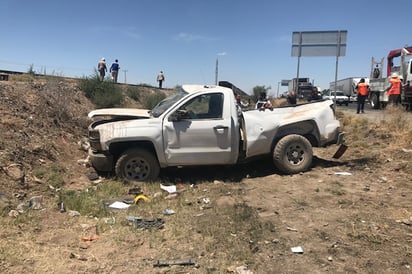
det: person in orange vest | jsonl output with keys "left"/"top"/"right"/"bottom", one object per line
{"left": 386, "top": 72, "right": 401, "bottom": 106}
{"left": 355, "top": 78, "right": 369, "bottom": 114}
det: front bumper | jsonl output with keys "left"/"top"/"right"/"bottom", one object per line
{"left": 88, "top": 149, "right": 114, "bottom": 172}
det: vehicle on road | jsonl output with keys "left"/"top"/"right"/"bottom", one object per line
{"left": 369, "top": 46, "right": 412, "bottom": 109}
{"left": 323, "top": 91, "right": 349, "bottom": 106}
{"left": 87, "top": 84, "right": 345, "bottom": 181}
{"left": 330, "top": 77, "right": 369, "bottom": 103}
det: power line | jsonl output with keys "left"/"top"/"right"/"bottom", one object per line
{"left": 122, "top": 70, "right": 128, "bottom": 84}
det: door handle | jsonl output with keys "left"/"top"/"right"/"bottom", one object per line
{"left": 214, "top": 125, "right": 228, "bottom": 134}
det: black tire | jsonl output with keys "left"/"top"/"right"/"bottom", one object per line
{"left": 370, "top": 93, "right": 379, "bottom": 109}
{"left": 345, "top": 102, "right": 349, "bottom": 106}
{"left": 115, "top": 148, "right": 160, "bottom": 182}
{"left": 273, "top": 134, "right": 313, "bottom": 174}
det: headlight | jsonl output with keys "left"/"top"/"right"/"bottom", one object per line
{"left": 88, "top": 129, "right": 102, "bottom": 151}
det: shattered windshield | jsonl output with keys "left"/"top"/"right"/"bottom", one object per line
{"left": 150, "top": 87, "right": 188, "bottom": 117}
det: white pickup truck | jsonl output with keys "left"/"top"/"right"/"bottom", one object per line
{"left": 87, "top": 84, "right": 345, "bottom": 181}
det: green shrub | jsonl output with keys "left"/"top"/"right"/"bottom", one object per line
{"left": 141, "top": 92, "right": 166, "bottom": 109}
{"left": 125, "top": 86, "right": 142, "bottom": 101}
{"left": 79, "top": 71, "right": 124, "bottom": 108}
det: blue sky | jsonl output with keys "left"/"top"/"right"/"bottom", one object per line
{"left": 2, "top": 0, "right": 411, "bottom": 95}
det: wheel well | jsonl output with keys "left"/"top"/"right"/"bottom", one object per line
{"left": 109, "top": 141, "right": 157, "bottom": 162}
{"left": 272, "top": 121, "right": 319, "bottom": 149}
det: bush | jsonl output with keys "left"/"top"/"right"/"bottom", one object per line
{"left": 79, "top": 71, "right": 124, "bottom": 108}
{"left": 141, "top": 92, "right": 166, "bottom": 109}
{"left": 124, "top": 86, "right": 143, "bottom": 101}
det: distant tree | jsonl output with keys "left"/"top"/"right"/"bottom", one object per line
{"left": 252, "top": 85, "right": 271, "bottom": 102}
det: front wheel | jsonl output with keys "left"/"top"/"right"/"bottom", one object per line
{"left": 115, "top": 148, "right": 160, "bottom": 182}
{"left": 273, "top": 134, "right": 313, "bottom": 174}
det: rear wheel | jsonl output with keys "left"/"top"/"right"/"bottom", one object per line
{"left": 273, "top": 134, "right": 313, "bottom": 174}
{"left": 370, "top": 93, "right": 379, "bottom": 109}
{"left": 115, "top": 148, "right": 160, "bottom": 182}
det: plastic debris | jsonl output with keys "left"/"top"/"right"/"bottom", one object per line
{"left": 160, "top": 184, "right": 177, "bottom": 193}
{"left": 68, "top": 210, "right": 81, "bottom": 217}
{"left": 153, "top": 258, "right": 195, "bottom": 267}
{"left": 134, "top": 194, "right": 150, "bottom": 204}
{"left": 29, "top": 195, "right": 43, "bottom": 210}
{"left": 334, "top": 171, "right": 352, "bottom": 176}
{"left": 163, "top": 209, "right": 175, "bottom": 215}
{"left": 291, "top": 246, "right": 304, "bottom": 253}
{"left": 108, "top": 201, "right": 130, "bottom": 209}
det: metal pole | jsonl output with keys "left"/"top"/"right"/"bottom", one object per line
{"left": 333, "top": 31, "right": 342, "bottom": 112}
{"left": 122, "top": 70, "right": 128, "bottom": 84}
{"left": 295, "top": 32, "right": 302, "bottom": 97}
{"left": 277, "top": 82, "right": 280, "bottom": 98}
{"left": 215, "top": 57, "right": 218, "bottom": 85}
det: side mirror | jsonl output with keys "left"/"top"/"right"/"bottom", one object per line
{"left": 168, "top": 109, "right": 189, "bottom": 122}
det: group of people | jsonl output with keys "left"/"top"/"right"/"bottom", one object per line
{"left": 97, "top": 58, "right": 165, "bottom": 88}
{"left": 97, "top": 58, "right": 120, "bottom": 83}
{"left": 355, "top": 72, "right": 402, "bottom": 114}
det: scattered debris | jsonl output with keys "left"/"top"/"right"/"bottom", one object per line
{"left": 81, "top": 224, "right": 98, "bottom": 242}
{"left": 160, "top": 184, "right": 177, "bottom": 193}
{"left": 57, "top": 201, "right": 66, "bottom": 212}
{"left": 227, "top": 265, "right": 253, "bottom": 274}
{"left": 396, "top": 217, "right": 412, "bottom": 226}
{"left": 134, "top": 194, "right": 150, "bottom": 204}
{"left": 4, "top": 163, "right": 24, "bottom": 181}
{"left": 29, "top": 195, "right": 43, "bottom": 210}
{"left": 68, "top": 210, "right": 81, "bottom": 217}
{"left": 128, "top": 217, "right": 165, "bottom": 230}
{"left": 334, "top": 171, "right": 352, "bottom": 176}
{"left": 8, "top": 210, "right": 19, "bottom": 218}
{"left": 108, "top": 201, "right": 130, "bottom": 209}
{"left": 102, "top": 217, "right": 116, "bottom": 224}
{"left": 286, "top": 226, "right": 298, "bottom": 232}
{"left": 291, "top": 246, "right": 304, "bottom": 254}
{"left": 153, "top": 258, "right": 195, "bottom": 267}
{"left": 163, "top": 209, "right": 175, "bottom": 215}
{"left": 70, "top": 252, "right": 88, "bottom": 261}
{"left": 77, "top": 157, "right": 90, "bottom": 166}
{"left": 165, "top": 193, "right": 179, "bottom": 200}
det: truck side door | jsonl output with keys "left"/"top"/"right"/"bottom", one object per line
{"left": 162, "top": 92, "right": 235, "bottom": 165}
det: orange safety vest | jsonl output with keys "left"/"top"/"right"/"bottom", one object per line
{"left": 388, "top": 77, "right": 401, "bottom": 95}
{"left": 357, "top": 83, "right": 369, "bottom": 96}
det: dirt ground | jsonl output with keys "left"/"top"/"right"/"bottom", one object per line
{"left": 0, "top": 77, "right": 411, "bottom": 274}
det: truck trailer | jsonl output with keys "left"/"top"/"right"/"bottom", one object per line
{"left": 329, "top": 77, "right": 369, "bottom": 102}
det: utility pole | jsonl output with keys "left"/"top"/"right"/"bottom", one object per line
{"left": 277, "top": 82, "right": 280, "bottom": 98}
{"left": 122, "top": 70, "right": 128, "bottom": 84}
{"left": 215, "top": 57, "right": 218, "bottom": 85}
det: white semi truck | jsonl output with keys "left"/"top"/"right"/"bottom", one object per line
{"left": 329, "top": 77, "right": 370, "bottom": 102}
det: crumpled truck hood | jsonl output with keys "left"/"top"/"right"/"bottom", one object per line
{"left": 88, "top": 108, "right": 151, "bottom": 119}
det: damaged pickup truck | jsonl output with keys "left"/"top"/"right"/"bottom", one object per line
{"left": 87, "top": 84, "right": 345, "bottom": 182}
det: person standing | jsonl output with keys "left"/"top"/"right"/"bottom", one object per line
{"left": 157, "top": 71, "right": 165, "bottom": 88}
{"left": 255, "top": 91, "right": 272, "bottom": 110}
{"left": 356, "top": 78, "right": 369, "bottom": 114}
{"left": 287, "top": 90, "right": 297, "bottom": 106}
{"left": 110, "top": 59, "right": 120, "bottom": 83}
{"left": 97, "top": 58, "right": 107, "bottom": 81}
{"left": 386, "top": 72, "right": 401, "bottom": 106}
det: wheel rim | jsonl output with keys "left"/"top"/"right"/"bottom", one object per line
{"left": 286, "top": 143, "right": 305, "bottom": 165}
{"left": 124, "top": 157, "right": 150, "bottom": 180}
